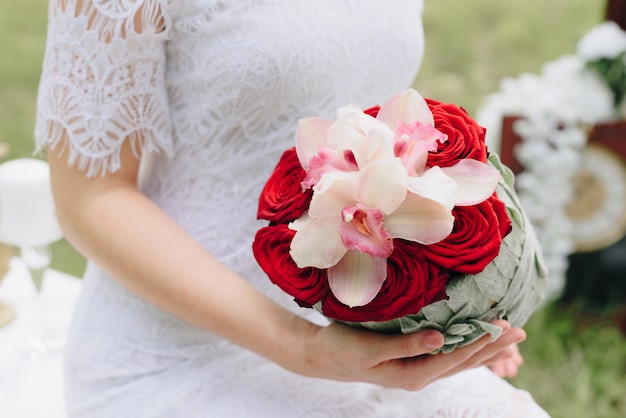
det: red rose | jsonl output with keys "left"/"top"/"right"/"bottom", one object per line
{"left": 422, "top": 193, "right": 512, "bottom": 275}
{"left": 252, "top": 224, "right": 328, "bottom": 307}
{"left": 257, "top": 148, "right": 313, "bottom": 223}
{"left": 321, "top": 240, "right": 449, "bottom": 322}
{"left": 425, "top": 98, "right": 488, "bottom": 167}
{"left": 363, "top": 105, "right": 380, "bottom": 118}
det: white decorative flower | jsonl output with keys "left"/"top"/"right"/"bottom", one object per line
{"left": 576, "top": 21, "right": 626, "bottom": 61}
{"left": 476, "top": 24, "right": 625, "bottom": 300}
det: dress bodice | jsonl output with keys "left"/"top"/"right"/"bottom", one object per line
{"left": 37, "top": 0, "right": 425, "bottom": 285}
{"left": 141, "top": 0, "right": 425, "bottom": 281}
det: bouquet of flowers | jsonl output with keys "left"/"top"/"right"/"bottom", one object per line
{"left": 253, "top": 89, "right": 547, "bottom": 353}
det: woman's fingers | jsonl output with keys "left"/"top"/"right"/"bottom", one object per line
{"left": 366, "top": 321, "right": 521, "bottom": 390}
{"left": 373, "top": 330, "right": 445, "bottom": 362}
{"left": 313, "top": 321, "right": 526, "bottom": 391}
{"left": 440, "top": 326, "right": 526, "bottom": 379}
{"left": 402, "top": 324, "right": 509, "bottom": 383}
{"left": 394, "top": 321, "right": 525, "bottom": 388}
{"left": 373, "top": 320, "right": 510, "bottom": 365}
{"left": 489, "top": 343, "right": 524, "bottom": 378}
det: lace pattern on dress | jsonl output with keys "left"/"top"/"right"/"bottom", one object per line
{"left": 34, "top": 0, "right": 174, "bottom": 177}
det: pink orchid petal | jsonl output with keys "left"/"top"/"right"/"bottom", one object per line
{"left": 356, "top": 159, "right": 408, "bottom": 215}
{"left": 295, "top": 118, "right": 334, "bottom": 170}
{"left": 394, "top": 139, "right": 431, "bottom": 177}
{"left": 339, "top": 206, "right": 393, "bottom": 258}
{"left": 384, "top": 192, "right": 454, "bottom": 244}
{"left": 440, "top": 160, "right": 501, "bottom": 206}
{"left": 328, "top": 250, "right": 387, "bottom": 307}
{"left": 406, "top": 166, "right": 457, "bottom": 209}
{"left": 394, "top": 121, "right": 447, "bottom": 149}
{"left": 376, "top": 88, "right": 434, "bottom": 130}
{"left": 302, "top": 147, "right": 358, "bottom": 189}
{"left": 392, "top": 121, "right": 442, "bottom": 176}
{"left": 289, "top": 216, "right": 346, "bottom": 269}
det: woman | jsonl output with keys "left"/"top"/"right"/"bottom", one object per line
{"left": 36, "top": 0, "right": 549, "bottom": 416}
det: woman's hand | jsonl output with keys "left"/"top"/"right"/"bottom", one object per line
{"left": 295, "top": 320, "right": 525, "bottom": 391}
{"left": 489, "top": 342, "right": 524, "bottom": 378}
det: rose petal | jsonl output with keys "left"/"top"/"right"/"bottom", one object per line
{"left": 440, "top": 159, "right": 501, "bottom": 206}
{"left": 328, "top": 250, "right": 387, "bottom": 307}
{"left": 384, "top": 192, "right": 454, "bottom": 244}
{"left": 376, "top": 88, "right": 434, "bottom": 129}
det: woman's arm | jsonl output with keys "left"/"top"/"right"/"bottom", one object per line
{"left": 48, "top": 139, "right": 321, "bottom": 370}
{"left": 48, "top": 136, "right": 524, "bottom": 391}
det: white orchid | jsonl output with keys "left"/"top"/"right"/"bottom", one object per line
{"left": 576, "top": 21, "right": 626, "bottom": 61}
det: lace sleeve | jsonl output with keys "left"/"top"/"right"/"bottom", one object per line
{"left": 34, "top": 0, "right": 173, "bottom": 177}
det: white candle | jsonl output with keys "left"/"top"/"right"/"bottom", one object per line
{"left": 0, "top": 158, "right": 63, "bottom": 247}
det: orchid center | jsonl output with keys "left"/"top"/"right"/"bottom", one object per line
{"left": 347, "top": 208, "right": 373, "bottom": 236}
{"left": 340, "top": 205, "right": 393, "bottom": 258}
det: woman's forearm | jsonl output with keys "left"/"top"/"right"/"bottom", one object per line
{"left": 47, "top": 143, "right": 318, "bottom": 375}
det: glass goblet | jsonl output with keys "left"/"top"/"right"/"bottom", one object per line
{"left": 19, "top": 244, "right": 64, "bottom": 359}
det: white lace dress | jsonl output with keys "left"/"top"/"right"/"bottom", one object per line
{"left": 35, "top": 1, "right": 551, "bottom": 416}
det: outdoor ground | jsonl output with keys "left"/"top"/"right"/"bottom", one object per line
{"left": 1, "top": 1, "right": 624, "bottom": 416}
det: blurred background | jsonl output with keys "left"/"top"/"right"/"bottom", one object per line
{"left": 0, "top": 0, "right": 624, "bottom": 416}
{"left": 418, "top": 3, "right": 626, "bottom": 417}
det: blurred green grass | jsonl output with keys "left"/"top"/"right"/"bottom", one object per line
{"left": 416, "top": 0, "right": 607, "bottom": 114}
{"left": 1, "top": 1, "right": 624, "bottom": 417}
{"left": 516, "top": 304, "right": 626, "bottom": 417}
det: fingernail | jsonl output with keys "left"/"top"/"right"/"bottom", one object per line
{"left": 424, "top": 331, "right": 444, "bottom": 350}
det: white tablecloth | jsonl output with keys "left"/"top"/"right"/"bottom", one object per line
{"left": 0, "top": 258, "right": 81, "bottom": 418}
